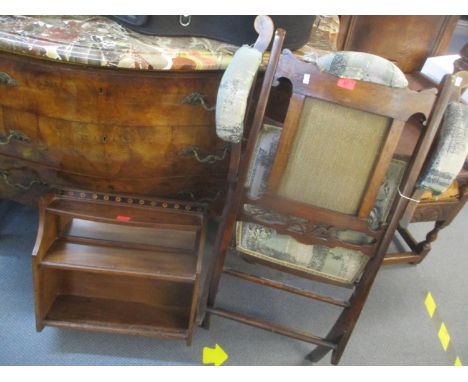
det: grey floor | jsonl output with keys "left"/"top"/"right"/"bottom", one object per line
{"left": 0, "top": 199, "right": 467, "bottom": 366}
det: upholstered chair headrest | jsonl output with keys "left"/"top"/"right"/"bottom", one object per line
{"left": 215, "top": 46, "right": 263, "bottom": 143}
{"left": 215, "top": 15, "right": 273, "bottom": 144}
{"left": 316, "top": 51, "right": 408, "bottom": 88}
{"left": 417, "top": 100, "right": 468, "bottom": 195}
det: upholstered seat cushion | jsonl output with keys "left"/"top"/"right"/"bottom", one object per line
{"left": 238, "top": 156, "right": 406, "bottom": 285}
{"left": 420, "top": 180, "right": 460, "bottom": 201}
{"left": 236, "top": 221, "right": 369, "bottom": 285}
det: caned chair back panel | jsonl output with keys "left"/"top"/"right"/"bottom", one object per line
{"left": 247, "top": 51, "right": 437, "bottom": 242}
{"left": 277, "top": 97, "right": 391, "bottom": 215}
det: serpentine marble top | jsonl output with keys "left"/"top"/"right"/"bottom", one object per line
{"left": 0, "top": 15, "right": 339, "bottom": 71}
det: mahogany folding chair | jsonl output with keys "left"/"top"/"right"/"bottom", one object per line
{"left": 200, "top": 28, "right": 457, "bottom": 364}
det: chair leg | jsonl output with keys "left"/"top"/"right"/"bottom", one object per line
{"left": 306, "top": 345, "right": 333, "bottom": 363}
{"left": 395, "top": 189, "right": 468, "bottom": 265}
{"left": 198, "top": 143, "right": 244, "bottom": 329}
{"left": 410, "top": 220, "right": 444, "bottom": 264}
{"left": 198, "top": 217, "right": 237, "bottom": 328}
{"left": 304, "top": 309, "right": 360, "bottom": 365}
{"left": 200, "top": 314, "right": 211, "bottom": 330}
{"left": 305, "top": 312, "right": 351, "bottom": 365}
{"left": 330, "top": 340, "right": 348, "bottom": 365}
{"left": 307, "top": 243, "right": 390, "bottom": 364}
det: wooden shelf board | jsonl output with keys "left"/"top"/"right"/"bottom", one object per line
{"left": 63, "top": 219, "right": 197, "bottom": 252}
{"left": 46, "top": 198, "right": 202, "bottom": 231}
{"left": 41, "top": 240, "right": 197, "bottom": 282}
{"left": 44, "top": 295, "right": 190, "bottom": 339}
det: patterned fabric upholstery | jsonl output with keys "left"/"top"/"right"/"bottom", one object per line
{"left": 316, "top": 51, "right": 408, "bottom": 88}
{"left": 239, "top": 123, "right": 407, "bottom": 284}
{"left": 245, "top": 124, "right": 282, "bottom": 199}
{"left": 235, "top": 52, "right": 410, "bottom": 284}
{"left": 236, "top": 221, "right": 369, "bottom": 285}
{"left": 417, "top": 101, "right": 468, "bottom": 196}
{"left": 215, "top": 46, "right": 262, "bottom": 143}
{"left": 367, "top": 159, "right": 407, "bottom": 230}
{"left": 241, "top": 203, "right": 375, "bottom": 245}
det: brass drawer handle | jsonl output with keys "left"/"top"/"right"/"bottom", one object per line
{"left": 182, "top": 92, "right": 215, "bottom": 111}
{"left": 0, "top": 130, "right": 31, "bottom": 145}
{"left": 0, "top": 72, "right": 17, "bottom": 87}
{"left": 0, "top": 170, "right": 47, "bottom": 190}
{"left": 178, "top": 145, "right": 228, "bottom": 164}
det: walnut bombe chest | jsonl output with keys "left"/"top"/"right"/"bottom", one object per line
{"left": 0, "top": 15, "right": 338, "bottom": 210}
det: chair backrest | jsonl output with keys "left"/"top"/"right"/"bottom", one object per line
{"left": 232, "top": 43, "right": 442, "bottom": 274}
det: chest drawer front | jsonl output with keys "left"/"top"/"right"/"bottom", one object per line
{"left": 0, "top": 52, "right": 229, "bottom": 179}
{"left": 0, "top": 154, "right": 226, "bottom": 207}
{"left": 0, "top": 52, "right": 221, "bottom": 126}
{"left": 0, "top": 104, "right": 227, "bottom": 178}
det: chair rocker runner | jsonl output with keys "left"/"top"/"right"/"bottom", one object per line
{"left": 200, "top": 24, "right": 459, "bottom": 364}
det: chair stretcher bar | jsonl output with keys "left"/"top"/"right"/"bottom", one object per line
{"left": 207, "top": 306, "right": 337, "bottom": 350}
{"left": 223, "top": 267, "right": 350, "bottom": 308}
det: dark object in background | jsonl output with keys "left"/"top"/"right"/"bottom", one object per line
{"left": 110, "top": 15, "right": 316, "bottom": 51}
{"left": 454, "top": 43, "right": 468, "bottom": 72}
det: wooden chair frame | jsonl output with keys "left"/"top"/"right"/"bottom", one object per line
{"left": 385, "top": 170, "right": 468, "bottom": 266}
{"left": 385, "top": 73, "right": 468, "bottom": 265}
{"left": 200, "top": 29, "right": 455, "bottom": 364}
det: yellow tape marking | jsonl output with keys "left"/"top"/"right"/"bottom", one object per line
{"left": 438, "top": 322, "right": 451, "bottom": 351}
{"left": 425, "top": 292, "right": 437, "bottom": 318}
{"left": 425, "top": 292, "right": 463, "bottom": 365}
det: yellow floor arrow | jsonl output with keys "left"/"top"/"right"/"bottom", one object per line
{"left": 203, "top": 344, "right": 228, "bottom": 366}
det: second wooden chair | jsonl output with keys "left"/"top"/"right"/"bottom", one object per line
{"left": 200, "top": 28, "right": 458, "bottom": 364}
